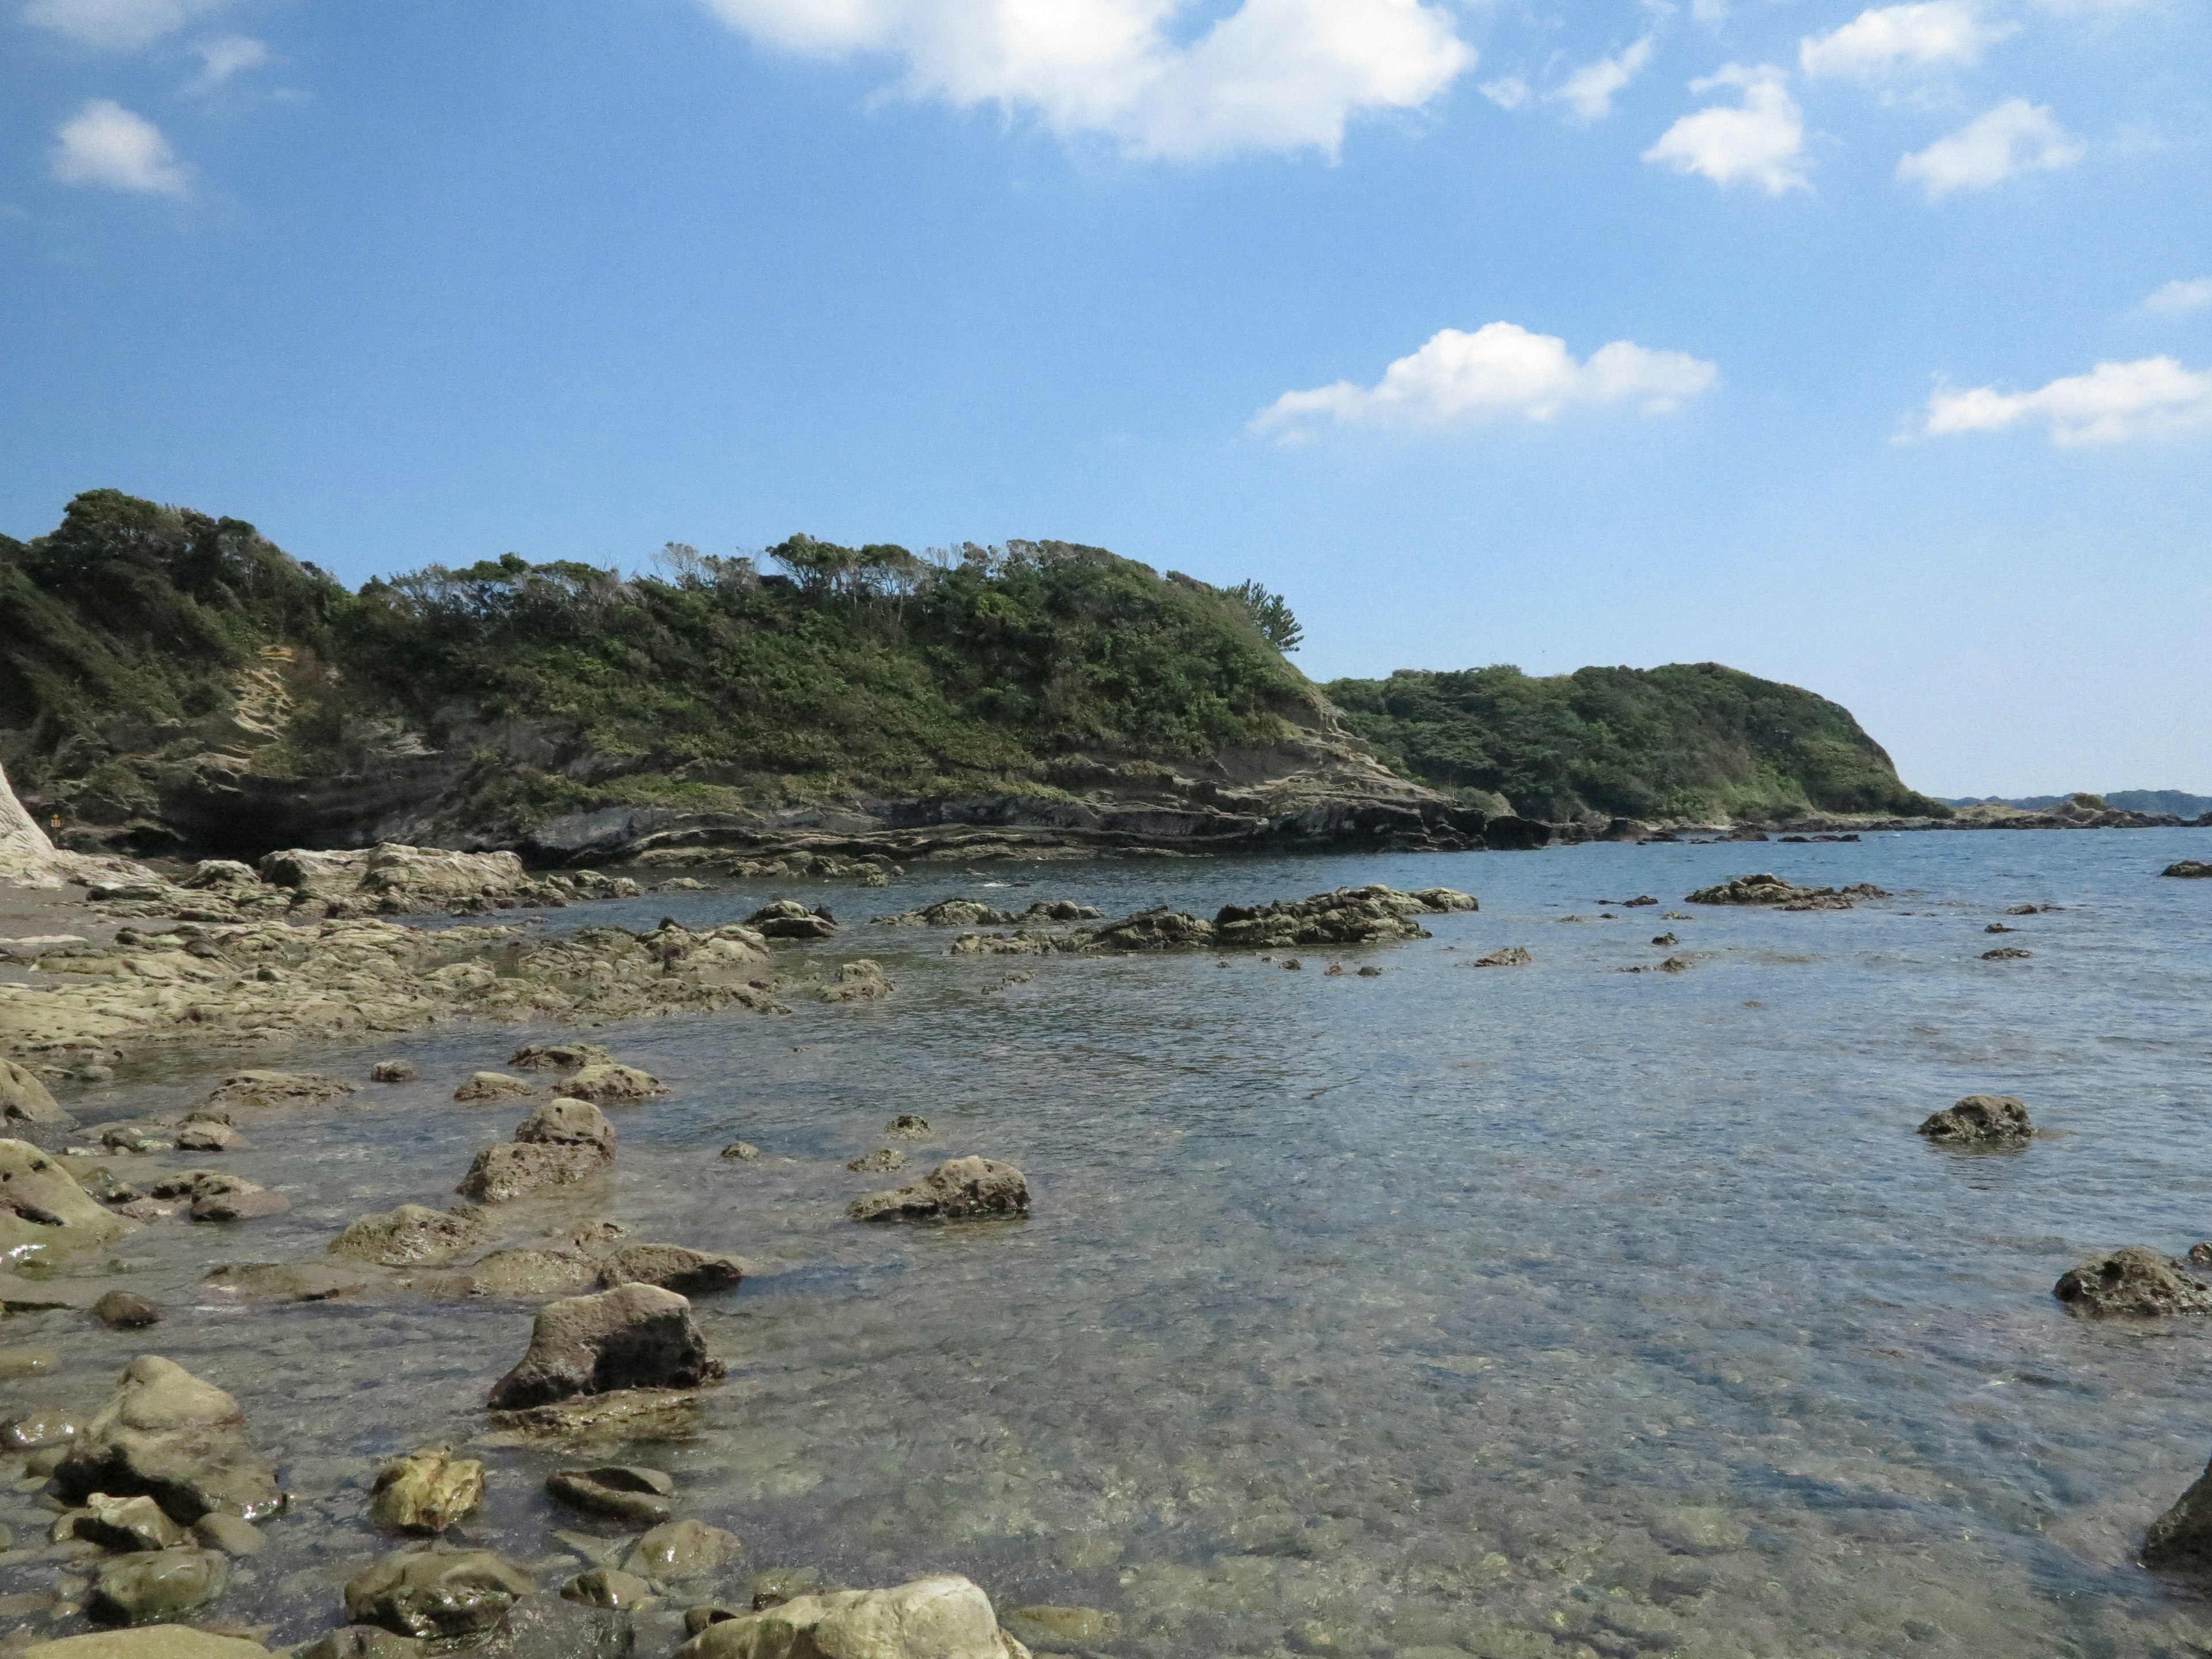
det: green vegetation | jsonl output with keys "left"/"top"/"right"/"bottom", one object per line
{"left": 1324, "top": 663, "right": 1948, "bottom": 823}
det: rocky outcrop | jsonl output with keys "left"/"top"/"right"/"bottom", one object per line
{"left": 2162, "top": 861, "right": 2211, "bottom": 879}
{"left": 672, "top": 1574, "right": 1032, "bottom": 1659}
{"left": 486, "top": 1283, "right": 722, "bottom": 1410}
{"left": 55, "top": 1356, "right": 285, "bottom": 1522}
{"left": 2054, "top": 1247, "right": 2212, "bottom": 1317}
{"left": 342, "top": 1548, "right": 537, "bottom": 1639}
{"left": 851, "top": 1157, "right": 1030, "bottom": 1224}
{"left": 951, "top": 885, "right": 1476, "bottom": 957}
{"left": 370, "top": 1449, "right": 484, "bottom": 1534}
{"left": 745, "top": 900, "right": 837, "bottom": 941}
{"left": 1917, "top": 1095, "right": 2032, "bottom": 1145}
{"left": 872, "top": 897, "right": 1103, "bottom": 927}
{"left": 1685, "top": 874, "right": 1889, "bottom": 910}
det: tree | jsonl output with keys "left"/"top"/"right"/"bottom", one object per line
{"left": 1228, "top": 580, "right": 1303, "bottom": 653}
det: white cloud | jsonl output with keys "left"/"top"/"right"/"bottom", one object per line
{"left": 1896, "top": 99, "right": 2082, "bottom": 198}
{"left": 696, "top": 0, "right": 1473, "bottom": 159}
{"left": 189, "top": 32, "right": 266, "bottom": 86}
{"left": 49, "top": 98, "right": 190, "bottom": 194}
{"left": 21, "top": 0, "right": 226, "bottom": 50}
{"left": 1252, "top": 321, "right": 1717, "bottom": 434}
{"left": 1549, "top": 36, "right": 1654, "bottom": 122}
{"left": 1643, "top": 63, "right": 1806, "bottom": 194}
{"left": 2141, "top": 278, "right": 2212, "bottom": 316}
{"left": 1921, "top": 357, "right": 2212, "bottom": 445}
{"left": 1800, "top": 2, "right": 2014, "bottom": 79}
{"left": 1480, "top": 75, "right": 1529, "bottom": 110}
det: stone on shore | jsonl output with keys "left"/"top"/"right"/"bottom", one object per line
{"left": 55, "top": 1356, "right": 285, "bottom": 1522}
{"left": 596, "top": 1243, "right": 745, "bottom": 1297}
{"left": 14, "top": 1629, "right": 271, "bottom": 1659}
{"left": 1, "top": 1138, "right": 137, "bottom": 1259}
{"left": 343, "top": 1547, "right": 537, "bottom": 1639}
{"left": 551, "top": 1063, "right": 665, "bottom": 1105}
{"left": 88, "top": 1548, "right": 228, "bottom": 1625}
{"left": 850, "top": 1156, "right": 1029, "bottom": 1224}
{"left": 454, "top": 1073, "right": 535, "bottom": 1103}
{"left": 1916, "top": 1094, "right": 2033, "bottom": 1146}
{"left": 3, "top": 1056, "right": 70, "bottom": 1124}
{"left": 672, "top": 1574, "right": 1028, "bottom": 1659}
{"left": 370, "top": 1449, "right": 485, "bottom": 1534}
{"left": 546, "top": 1465, "right": 675, "bottom": 1527}
{"left": 1684, "top": 874, "right": 1888, "bottom": 910}
{"left": 2055, "top": 1247, "right": 2212, "bottom": 1317}
{"left": 457, "top": 1143, "right": 606, "bottom": 1205}
{"left": 486, "top": 1283, "right": 722, "bottom": 1410}
{"left": 204, "top": 1072, "right": 356, "bottom": 1112}
{"left": 331, "top": 1205, "right": 490, "bottom": 1267}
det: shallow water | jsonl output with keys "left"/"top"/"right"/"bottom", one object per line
{"left": 8, "top": 830, "right": 2212, "bottom": 1657}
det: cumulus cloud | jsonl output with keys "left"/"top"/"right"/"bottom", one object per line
{"left": 2141, "top": 278, "right": 2212, "bottom": 316}
{"left": 1643, "top": 63, "right": 1806, "bottom": 194}
{"left": 21, "top": 0, "right": 226, "bottom": 50}
{"left": 1921, "top": 357, "right": 2212, "bottom": 445}
{"left": 1549, "top": 36, "right": 1654, "bottom": 122}
{"left": 1800, "top": 2, "right": 2014, "bottom": 78}
{"left": 49, "top": 98, "right": 189, "bottom": 194}
{"left": 1896, "top": 98, "right": 2082, "bottom": 197}
{"left": 1252, "top": 321, "right": 1717, "bottom": 435}
{"left": 696, "top": 0, "right": 1473, "bottom": 159}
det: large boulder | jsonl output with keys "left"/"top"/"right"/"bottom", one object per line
{"left": 3, "top": 1056, "right": 71, "bottom": 1124}
{"left": 2055, "top": 1247, "right": 2212, "bottom": 1317}
{"left": 515, "top": 1097, "right": 619, "bottom": 1158}
{"left": 457, "top": 1143, "right": 606, "bottom": 1205}
{"left": 370, "top": 1449, "right": 485, "bottom": 1534}
{"left": 850, "top": 1157, "right": 1029, "bottom": 1225}
{"left": 1916, "top": 1094, "right": 2033, "bottom": 1146}
{"left": 672, "top": 1575, "right": 1031, "bottom": 1659}
{"left": 55, "top": 1356, "right": 285, "bottom": 1522}
{"left": 343, "top": 1547, "right": 537, "bottom": 1639}
{"left": 330, "top": 1205, "right": 490, "bottom": 1267}
{"left": 486, "top": 1284, "right": 722, "bottom": 1410}
{"left": 1, "top": 1138, "right": 137, "bottom": 1259}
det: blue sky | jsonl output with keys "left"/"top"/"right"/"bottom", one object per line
{"left": 2, "top": 0, "right": 2207, "bottom": 797}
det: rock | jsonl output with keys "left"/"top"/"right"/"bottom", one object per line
{"left": 331, "top": 1205, "right": 490, "bottom": 1267}
{"left": 204, "top": 1072, "right": 356, "bottom": 1111}
{"left": 88, "top": 1548, "right": 228, "bottom": 1625}
{"left": 552, "top": 1065, "right": 666, "bottom": 1105}
{"left": 486, "top": 1386, "right": 704, "bottom": 1442}
{"left": 0, "top": 1342, "right": 59, "bottom": 1378}
{"left": 454, "top": 1245, "right": 595, "bottom": 1298}
{"left": 672, "top": 1575, "right": 1023, "bottom": 1659}
{"left": 1916, "top": 1094, "right": 2032, "bottom": 1146}
{"left": 1982, "top": 946, "right": 2033, "bottom": 961}
{"left": 596, "top": 1243, "right": 745, "bottom": 1297}
{"left": 471, "top": 1594, "right": 634, "bottom": 1659}
{"left": 516, "top": 1098, "right": 620, "bottom": 1158}
{"left": 204, "top": 1262, "right": 376, "bottom": 1302}
{"left": 75, "top": 1493, "right": 190, "bottom": 1552}
{"left": 1, "top": 1138, "right": 137, "bottom": 1259}
{"left": 3, "top": 1056, "right": 70, "bottom": 1124}
{"left": 746, "top": 1569, "right": 828, "bottom": 1611}
{"left": 458, "top": 1142, "right": 607, "bottom": 1205}
{"left": 295, "top": 1628, "right": 422, "bottom": 1659}
{"left": 1469, "top": 947, "right": 1532, "bottom": 968}
{"left": 1410, "top": 887, "right": 1479, "bottom": 912}
{"left": 2055, "top": 1246, "right": 2212, "bottom": 1317}
{"left": 103, "top": 1122, "right": 174, "bottom": 1154}
{"left": 454, "top": 1073, "right": 536, "bottom": 1103}
{"left": 624, "top": 1518, "right": 743, "bottom": 1583}
{"left": 547, "top": 1465, "right": 675, "bottom": 1526}
{"left": 94, "top": 1291, "right": 162, "bottom": 1328}
{"left": 689, "top": 1603, "right": 748, "bottom": 1631}
{"left": 370, "top": 1060, "right": 419, "bottom": 1084}
{"left": 370, "top": 1449, "right": 484, "bottom": 1534}
{"left": 16, "top": 1628, "right": 271, "bottom": 1658}
{"left": 2163, "top": 861, "right": 2212, "bottom": 879}
{"left": 55, "top": 1355, "right": 285, "bottom": 1522}
{"left": 511, "top": 1043, "right": 614, "bottom": 1071}
{"left": 817, "top": 960, "right": 893, "bottom": 1003}
{"left": 718, "top": 1141, "right": 760, "bottom": 1162}
{"left": 850, "top": 1156, "right": 1029, "bottom": 1224}
{"left": 1684, "top": 874, "right": 1888, "bottom": 910}
{"left": 847, "top": 1148, "right": 907, "bottom": 1174}
{"left": 487, "top": 1283, "right": 722, "bottom": 1410}
{"left": 884, "top": 1114, "right": 930, "bottom": 1139}
{"left": 744, "top": 901, "right": 837, "bottom": 941}
{"left": 190, "top": 1514, "right": 263, "bottom": 1556}
{"left": 172, "top": 1122, "right": 242, "bottom": 1153}
{"left": 562, "top": 1567, "right": 653, "bottom": 1609}
{"left": 3, "top": 1406, "right": 81, "bottom": 1448}
{"left": 2146, "top": 1454, "right": 2212, "bottom": 1566}
{"left": 185, "top": 1177, "right": 289, "bottom": 1223}
{"left": 1003, "top": 1606, "right": 1119, "bottom": 1647}
{"left": 343, "top": 1547, "right": 537, "bottom": 1639}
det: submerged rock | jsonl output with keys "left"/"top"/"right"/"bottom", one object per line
{"left": 511, "top": 1042, "right": 614, "bottom": 1072}
{"left": 552, "top": 1064, "right": 666, "bottom": 1105}
{"left": 546, "top": 1465, "right": 675, "bottom": 1527}
{"left": 343, "top": 1547, "right": 537, "bottom": 1639}
{"left": 671, "top": 1574, "right": 1025, "bottom": 1659}
{"left": 56, "top": 1356, "right": 284, "bottom": 1522}
{"left": 816, "top": 960, "right": 893, "bottom": 1003}
{"left": 486, "top": 1283, "right": 723, "bottom": 1410}
{"left": 873, "top": 897, "right": 1103, "bottom": 927}
{"left": 1, "top": 1138, "right": 137, "bottom": 1260}
{"left": 462, "top": 1247, "right": 600, "bottom": 1299}
{"left": 1917, "top": 1094, "right": 2033, "bottom": 1146}
{"left": 88, "top": 1548, "right": 228, "bottom": 1625}
{"left": 562, "top": 1567, "right": 653, "bottom": 1609}
{"left": 94, "top": 1290, "right": 162, "bottom": 1328}
{"left": 2055, "top": 1247, "right": 2212, "bottom": 1317}
{"left": 1684, "top": 874, "right": 1888, "bottom": 910}
{"left": 847, "top": 1147, "right": 907, "bottom": 1174}
{"left": 625, "top": 1518, "right": 743, "bottom": 1584}
{"left": 204, "top": 1262, "right": 376, "bottom": 1302}
{"left": 595, "top": 1243, "right": 745, "bottom": 1297}
{"left": 204, "top": 1072, "right": 356, "bottom": 1111}
{"left": 885, "top": 1114, "right": 930, "bottom": 1139}
{"left": 1982, "top": 946, "right": 2033, "bottom": 961}
{"left": 330, "top": 1205, "right": 490, "bottom": 1267}
{"left": 369, "top": 1060, "right": 418, "bottom": 1084}
{"left": 850, "top": 1156, "right": 1029, "bottom": 1224}
{"left": 454, "top": 1073, "right": 535, "bottom": 1103}
{"left": 370, "top": 1449, "right": 484, "bottom": 1534}
{"left": 717, "top": 1141, "right": 760, "bottom": 1162}
{"left": 1003, "top": 1605, "right": 1119, "bottom": 1647}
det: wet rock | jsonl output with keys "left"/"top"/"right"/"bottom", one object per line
{"left": 457, "top": 1247, "right": 597, "bottom": 1298}
{"left": 296, "top": 1628, "right": 421, "bottom": 1659}
{"left": 370, "top": 1449, "right": 484, "bottom": 1535}
{"left": 1003, "top": 1605, "right": 1119, "bottom": 1647}
{"left": 718, "top": 1141, "right": 760, "bottom": 1162}
{"left": 331, "top": 1205, "right": 490, "bottom": 1267}
{"left": 204, "top": 1262, "right": 376, "bottom": 1302}
{"left": 1469, "top": 947, "right": 1532, "bottom": 968}
{"left": 88, "top": 1548, "right": 228, "bottom": 1625}
{"left": 746, "top": 1568, "right": 828, "bottom": 1611}
{"left": 546, "top": 1465, "right": 675, "bottom": 1527}
{"left": 562, "top": 1567, "right": 653, "bottom": 1609}
{"left": 2146, "top": 1454, "right": 2212, "bottom": 1566}
{"left": 550, "top": 1065, "right": 663, "bottom": 1107}
{"left": 0, "top": 1343, "right": 59, "bottom": 1379}
{"left": 3, "top": 1056, "right": 70, "bottom": 1125}
{"left": 511, "top": 1043, "right": 614, "bottom": 1072}
{"left": 20, "top": 1629, "right": 272, "bottom": 1658}
{"left": 203, "top": 1072, "right": 356, "bottom": 1111}
{"left": 2055, "top": 1246, "right": 2212, "bottom": 1317}
{"left": 885, "top": 1114, "right": 930, "bottom": 1139}
{"left": 190, "top": 1514, "right": 262, "bottom": 1557}
{"left": 1916, "top": 1094, "right": 2032, "bottom": 1146}
{"left": 102, "top": 1122, "right": 174, "bottom": 1154}
{"left": 2163, "top": 861, "right": 2212, "bottom": 879}
{"left": 850, "top": 1156, "right": 1029, "bottom": 1224}
{"left": 486, "top": 1283, "right": 723, "bottom": 1410}
{"left": 1986, "top": 922, "right": 2016, "bottom": 934}
{"left": 1982, "top": 946, "right": 2033, "bottom": 961}
{"left": 94, "top": 1291, "right": 162, "bottom": 1329}
{"left": 516, "top": 1097, "right": 619, "bottom": 1159}
{"left": 3, "top": 1406, "right": 80, "bottom": 1448}
{"left": 472, "top": 1593, "right": 634, "bottom": 1659}
{"left": 689, "top": 1603, "right": 748, "bottom": 1631}
{"left": 454, "top": 1073, "right": 535, "bottom": 1104}
{"left": 458, "top": 1143, "right": 607, "bottom": 1205}
{"left": 55, "top": 1355, "right": 285, "bottom": 1522}
{"left": 624, "top": 1518, "right": 743, "bottom": 1584}
{"left": 370, "top": 1060, "right": 419, "bottom": 1084}
{"left": 816, "top": 959, "right": 893, "bottom": 1003}
{"left": 1, "top": 1138, "right": 137, "bottom": 1259}
{"left": 486, "top": 1387, "right": 703, "bottom": 1442}
{"left": 1619, "top": 954, "right": 1695, "bottom": 974}
{"left": 595, "top": 1244, "right": 745, "bottom": 1297}
{"left": 75, "top": 1493, "right": 190, "bottom": 1552}
{"left": 745, "top": 900, "right": 838, "bottom": 941}
{"left": 847, "top": 1148, "right": 907, "bottom": 1174}
{"left": 172, "top": 1121, "right": 243, "bottom": 1153}
{"left": 343, "top": 1547, "right": 537, "bottom": 1639}
{"left": 183, "top": 1176, "right": 289, "bottom": 1224}
{"left": 1684, "top": 874, "right": 1888, "bottom": 910}
{"left": 672, "top": 1574, "right": 1021, "bottom": 1659}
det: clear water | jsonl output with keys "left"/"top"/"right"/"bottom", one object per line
{"left": 7, "top": 830, "right": 2212, "bottom": 1657}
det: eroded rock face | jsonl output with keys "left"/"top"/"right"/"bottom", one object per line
{"left": 343, "top": 1547, "right": 537, "bottom": 1639}
{"left": 56, "top": 1356, "right": 284, "bottom": 1522}
{"left": 2055, "top": 1247, "right": 2212, "bottom": 1317}
{"left": 672, "top": 1574, "right": 1028, "bottom": 1659}
{"left": 1684, "top": 874, "right": 1888, "bottom": 911}
{"left": 594, "top": 1243, "right": 745, "bottom": 1297}
{"left": 486, "top": 1284, "right": 722, "bottom": 1410}
{"left": 370, "top": 1449, "right": 485, "bottom": 1534}
{"left": 551, "top": 1065, "right": 665, "bottom": 1105}
{"left": 1, "top": 1139, "right": 136, "bottom": 1259}
{"left": 850, "top": 1157, "right": 1029, "bottom": 1225}
{"left": 330, "top": 1205, "right": 490, "bottom": 1267}
{"left": 1917, "top": 1094, "right": 2033, "bottom": 1146}
{"left": 2, "top": 1056, "right": 70, "bottom": 1124}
